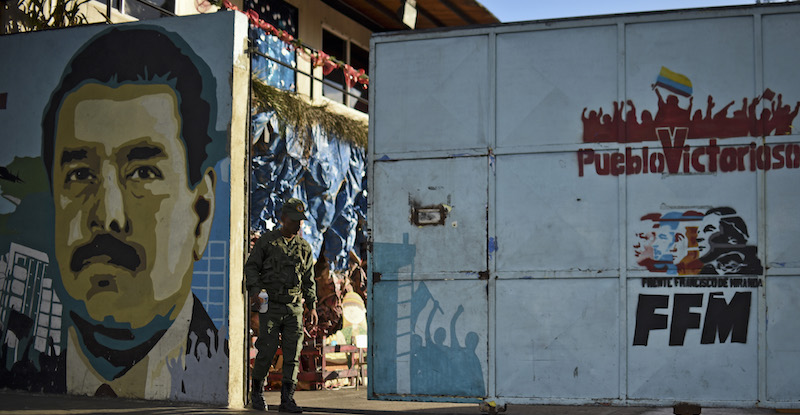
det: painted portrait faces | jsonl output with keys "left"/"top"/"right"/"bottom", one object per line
{"left": 52, "top": 83, "right": 215, "bottom": 329}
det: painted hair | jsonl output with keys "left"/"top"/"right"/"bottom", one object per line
{"left": 42, "top": 25, "right": 220, "bottom": 188}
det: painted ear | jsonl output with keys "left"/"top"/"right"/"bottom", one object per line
{"left": 193, "top": 167, "right": 216, "bottom": 260}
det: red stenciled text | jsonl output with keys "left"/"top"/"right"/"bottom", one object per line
{"left": 578, "top": 128, "right": 800, "bottom": 177}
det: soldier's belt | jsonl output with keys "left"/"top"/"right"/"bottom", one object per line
{"left": 267, "top": 292, "right": 301, "bottom": 304}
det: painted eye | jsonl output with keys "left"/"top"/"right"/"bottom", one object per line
{"left": 128, "top": 166, "right": 163, "bottom": 180}
{"left": 65, "top": 168, "right": 95, "bottom": 183}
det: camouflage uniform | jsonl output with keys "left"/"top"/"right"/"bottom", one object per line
{"left": 245, "top": 199, "right": 315, "bottom": 412}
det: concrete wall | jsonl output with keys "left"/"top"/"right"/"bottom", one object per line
{"left": 0, "top": 12, "right": 249, "bottom": 406}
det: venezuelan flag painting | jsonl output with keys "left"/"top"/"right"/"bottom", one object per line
{"left": 655, "top": 66, "right": 693, "bottom": 97}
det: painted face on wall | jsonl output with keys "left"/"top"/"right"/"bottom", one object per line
{"left": 673, "top": 232, "right": 691, "bottom": 263}
{"left": 652, "top": 228, "right": 677, "bottom": 262}
{"left": 52, "top": 83, "right": 215, "bottom": 329}
{"left": 697, "top": 213, "right": 721, "bottom": 258}
{"left": 634, "top": 231, "right": 655, "bottom": 264}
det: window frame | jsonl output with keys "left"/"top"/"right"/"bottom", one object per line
{"left": 321, "top": 26, "right": 369, "bottom": 113}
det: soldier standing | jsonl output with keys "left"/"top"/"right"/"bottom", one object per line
{"left": 246, "top": 198, "right": 318, "bottom": 413}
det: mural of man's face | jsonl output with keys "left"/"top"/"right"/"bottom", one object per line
{"left": 671, "top": 232, "right": 688, "bottom": 263}
{"left": 697, "top": 214, "right": 721, "bottom": 258}
{"left": 652, "top": 228, "right": 677, "bottom": 262}
{"left": 52, "top": 83, "right": 215, "bottom": 329}
{"left": 634, "top": 231, "right": 655, "bottom": 261}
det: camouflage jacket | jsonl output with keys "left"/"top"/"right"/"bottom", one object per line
{"left": 245, "top": 229, "right": 316, "bottom": 309}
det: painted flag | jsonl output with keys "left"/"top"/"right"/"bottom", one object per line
{"left": 763, "top": 88, "right": 776, "bottom": 101}
{"left": 655, "top": 66, "right": 693, "bottom": 97}
{"left": 7, "top": 309, "right": 34, "bottom": 339}
{"left": 410, "top": 281, "right": 433, "bottom": 328}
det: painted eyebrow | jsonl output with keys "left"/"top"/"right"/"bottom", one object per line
{"left": 126, "top": 145, "right": 164, "bottom": 162}
{"left": 60, "top": 149, "right": 88, "bottom": 166}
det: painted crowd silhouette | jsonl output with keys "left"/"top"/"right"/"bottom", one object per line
{"left": 583, "top": 88, "right": 799, "bottom": 143}
{"left": 409, "top": 282, "right": 484, "bottom": 397}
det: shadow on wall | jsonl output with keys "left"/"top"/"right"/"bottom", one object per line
{"left": 410, "top": 284, "right": 484, "bottom": 397}
{"left": 372, "top": 234, "right": 484, "bottom": 398}
{"left": 371, "top": 234, "right": 416, "bottom": 396}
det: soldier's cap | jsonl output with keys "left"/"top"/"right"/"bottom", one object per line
{"left": 281, "top": 198, "right": 308, "bottom": 221}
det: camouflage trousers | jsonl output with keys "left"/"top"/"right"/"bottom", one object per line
{"left": 251, "top": 302, "right": 304, "bottom": 385}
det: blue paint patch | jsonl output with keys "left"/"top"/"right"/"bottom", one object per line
{"left": 372, "top": 234, "right": 417, "bottom": 278}
{"left": 193, "top": 273, "right": 208, "bottom": 286}
{"left": 371, "top": 234, "right": 417, "bottom": 395}
{"left": 488, "top": 237, "right": 498, "bottom": 253}
{"left": 522, "top": 276, "right": 533, "bottom": 279}
{"left": 72, "top": 308, "right": 175, "bottom": 380}
{"left": 449, "top": 153, "right": 469, "bottom": 158}
{"left": 377, "top": 154, "right": 391, "bottom": 161}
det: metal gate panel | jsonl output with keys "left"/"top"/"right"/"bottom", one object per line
{"left": 370, "top": 4, "right": 800, "bottom": 408}
{"left": 495, "top": 278, "right": 620, "bottom": 399}
{"left": 496, "top": 26, "right": 618, "bottom": 148}
{"left": 765, "top": 152, "right": 800, "bottom": 270}
{"left": 372, "top": 36, "right": 489, "bottom": 154}
{"left": 626, "top": 283, "right": 759, "bottom": 401}
{"left": 495, "top": 153, "right": 620, "bottom": 274}
{"left": 371, "top": 279, "right": 488, "bottom": 399}
{"left": 372, "top": 157, "right": 488, "bottom": 277}
{"left": 765, "top": 276, "right": 800, "bottom": 402}
{"left": 625, "top": 17, "right": 755, "bottom": 109}
{"left": 763, "top": 13, "right": 800, "bottom": 100}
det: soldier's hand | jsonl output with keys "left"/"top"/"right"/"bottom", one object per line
{"left": 309, "top": 309, "right": 318, "bottom": 327}
{"left": 249, "top": 293, "right": 262, "bottom": 311}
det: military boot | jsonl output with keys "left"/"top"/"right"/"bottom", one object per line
{"left": 278, "top": 382, "right": 303, "bottom": 413}
{"left": 251, "top": 378, "right": 266, "bottom": 411}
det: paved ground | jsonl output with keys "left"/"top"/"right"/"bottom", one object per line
{"left": 0, "top": 388, "right": 791, "bottom": 415}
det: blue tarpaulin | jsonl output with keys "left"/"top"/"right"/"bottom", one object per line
{"left": 249, "top": 25, "right": 367, "bottom": 269}
{"left": 250, "top": 111, "right": 367, "bottom": 270}
{"left": 250, "top": 26, "right": 296, "bottom": 91}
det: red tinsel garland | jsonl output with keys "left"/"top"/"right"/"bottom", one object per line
{"left": 223, "top": 0, "right": 369, "bottom": 88}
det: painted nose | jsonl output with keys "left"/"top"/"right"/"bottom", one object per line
{"left": 96, "top": 165, "right": 128, "bottom": 234}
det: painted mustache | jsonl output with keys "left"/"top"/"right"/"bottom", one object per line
{"left": 70, "top": 233, "right": 142, "bottom": 273}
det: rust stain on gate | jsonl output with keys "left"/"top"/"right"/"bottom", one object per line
{"left": 409, "top": 200, "right": 449, "bottom": 226}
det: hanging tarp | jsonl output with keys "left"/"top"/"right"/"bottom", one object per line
{"left": 250, "top": 26, "right": 296, "bottom": 91}
{"left": 250, "top": 111, "right": 367, "bottom": 269}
